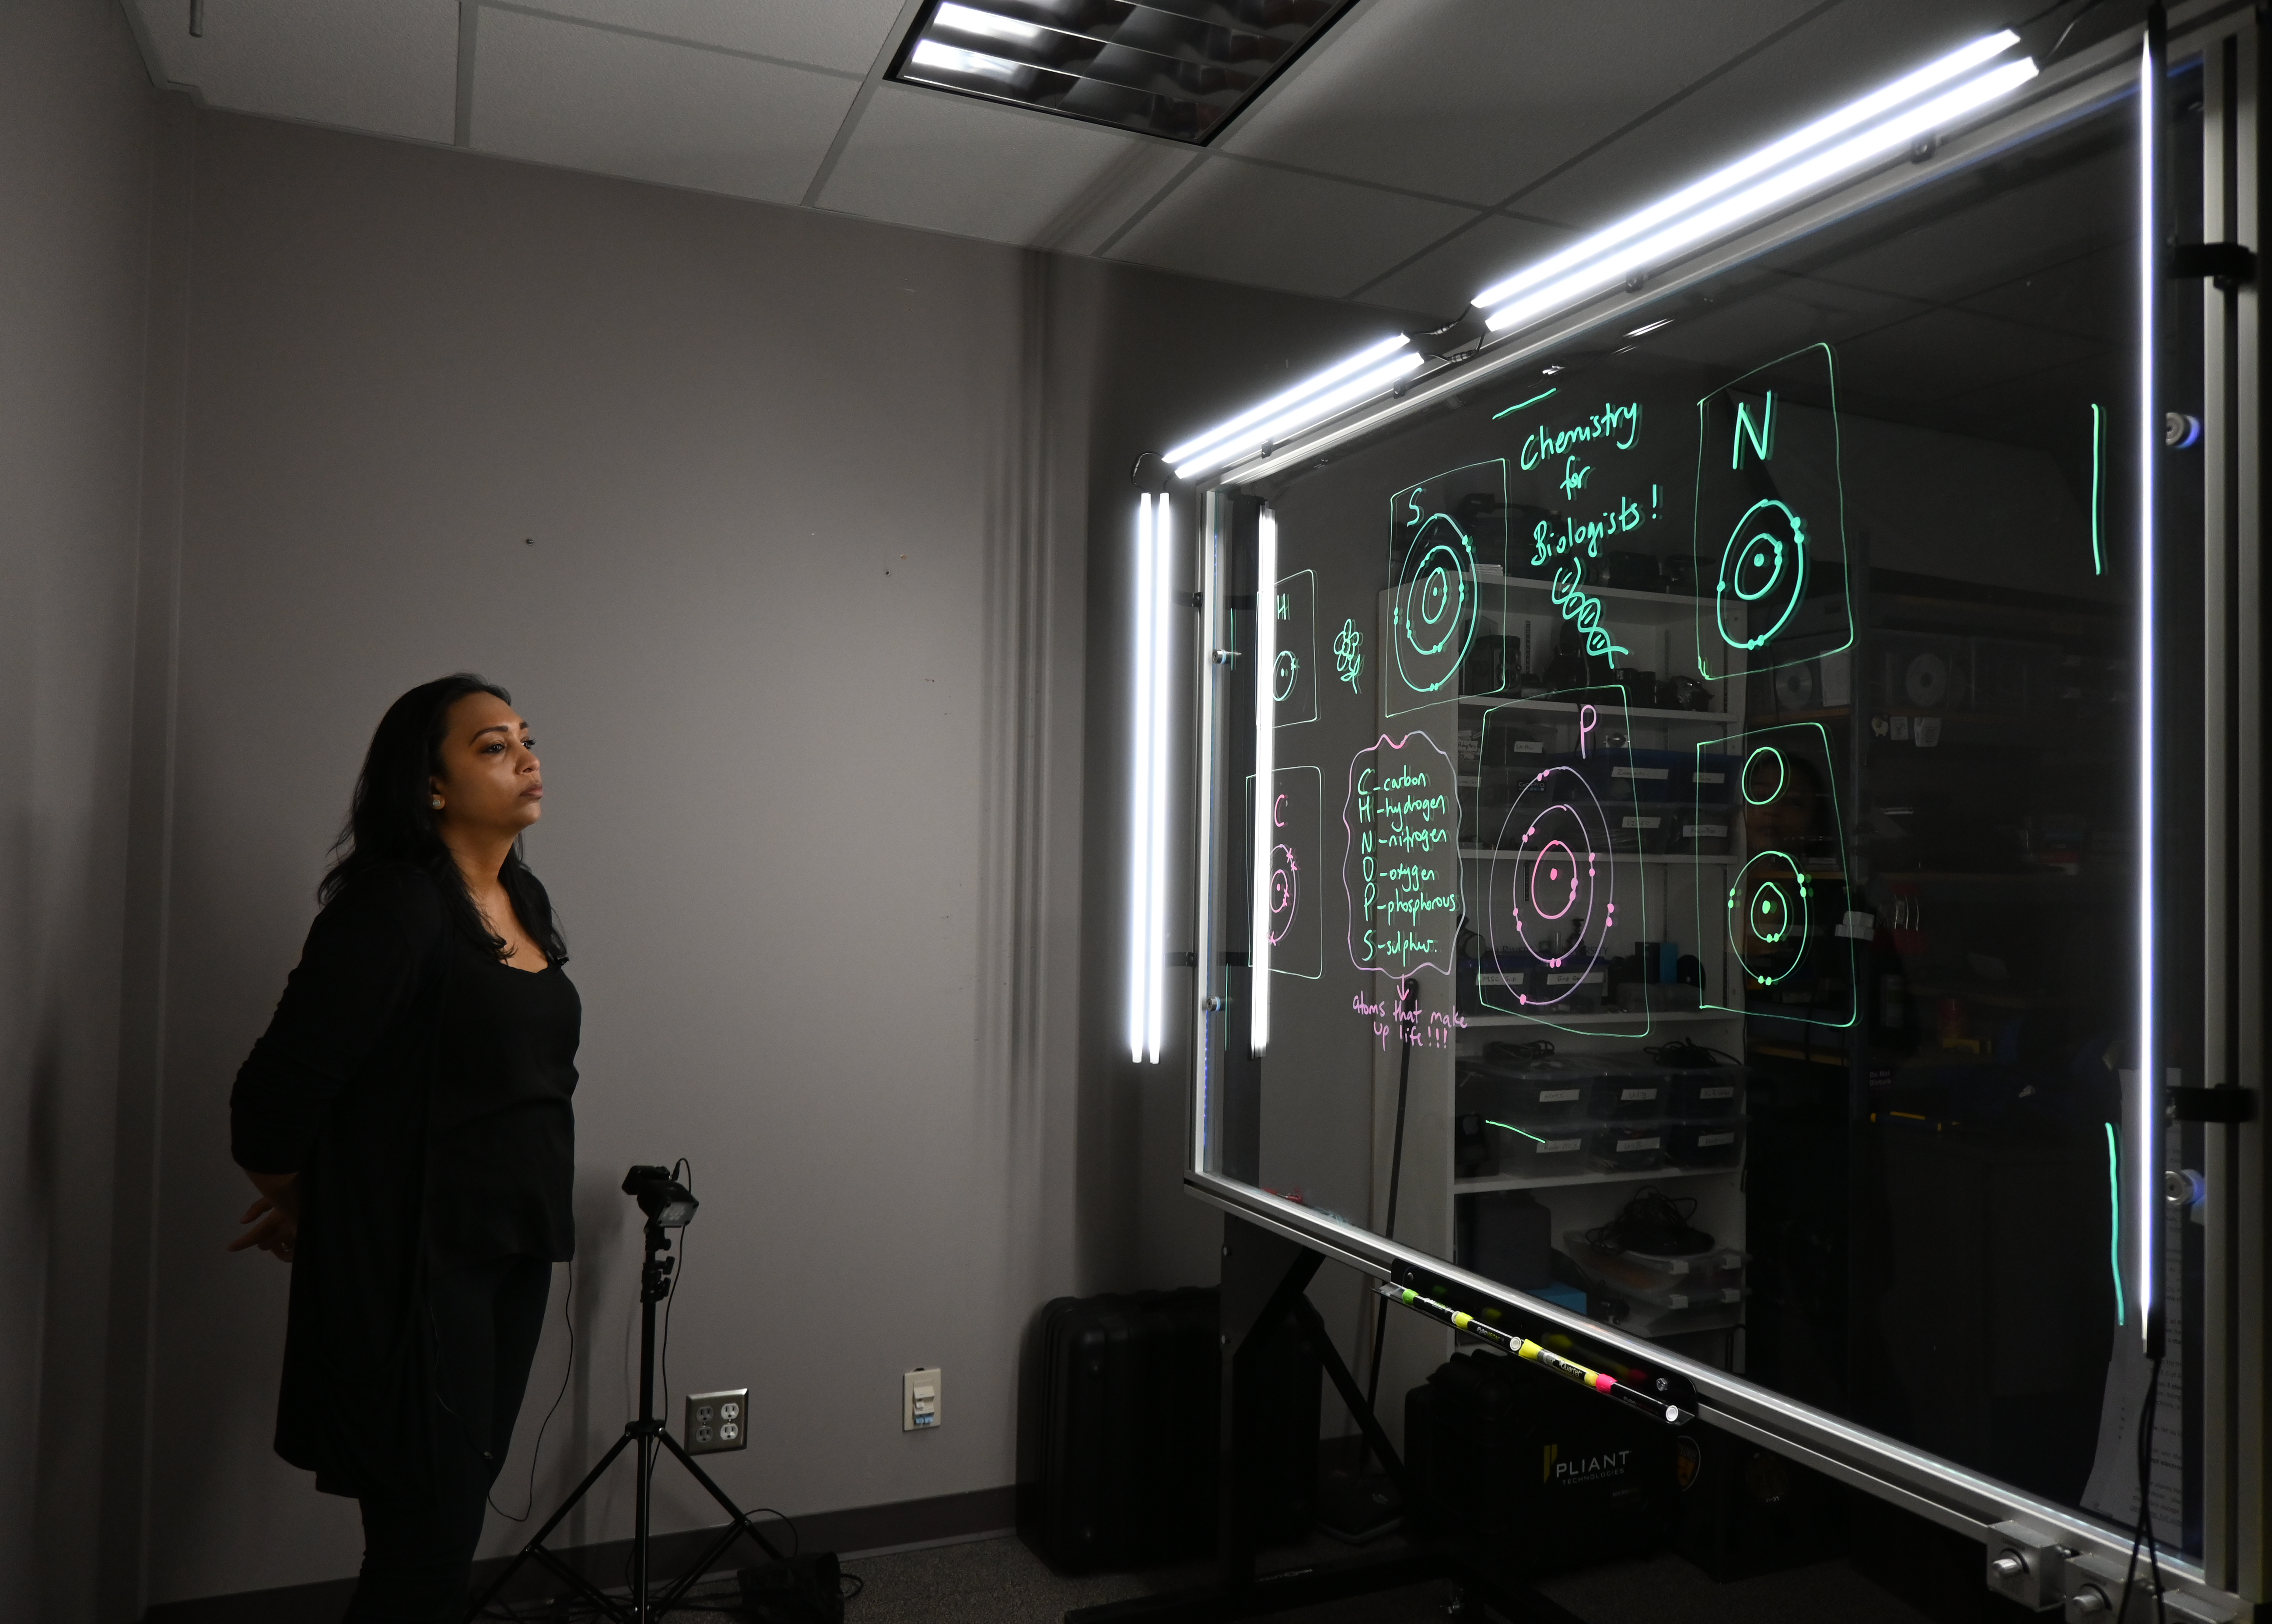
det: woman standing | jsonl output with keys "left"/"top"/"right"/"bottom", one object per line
{"left": 229, "top": 674, "right": 580, "bottom": 1622}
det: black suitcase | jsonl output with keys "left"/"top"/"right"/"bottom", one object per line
{"left": 1406, "top": 1348, "right": 1676, "bottom": 1576}
{"left": 1022, "top": 1287, "right": 1317, "bottom": 1573}
{"left": 1673, "top": 1428, "right": 1845, "bottom": 1581}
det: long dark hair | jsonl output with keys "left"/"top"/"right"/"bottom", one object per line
{"left": 320, "top": 673, "right": 567, "bottom": 965}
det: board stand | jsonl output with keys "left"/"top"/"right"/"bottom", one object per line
{"left": 1062, "top": 1216, "right": 1582, "bottom": 1624}
{"left": 465, "top": 1217, "right": 784, "bottom": 1622}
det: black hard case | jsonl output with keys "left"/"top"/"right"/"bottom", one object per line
{"left": 1405, "top": 1348, "right": 1677, "bottom": 1575}
{"left": 1022, "top": 1286, "right": 1317, "bottom": 1574}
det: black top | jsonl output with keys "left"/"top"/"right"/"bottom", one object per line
{"left": 229, "top": 861, "right": 580, "bottom": 1497}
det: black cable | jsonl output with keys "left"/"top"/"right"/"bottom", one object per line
{"left": 490, "top": 1259, "right": 577, "bottom": 1522}
{"left": 2048, "top": 0, "right": 2114, "bottom": 62}
{"left": 2118, "top": 1354, "right": 2167, "bottom": 1624}
{"left": 649, "top": 1157, "right": 692, "bottom": 1496}
{"left": 1358, "top": 1029, "right": 1416, "bottom": 1475}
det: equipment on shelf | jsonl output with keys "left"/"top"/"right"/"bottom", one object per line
{"left": 1584, "top": 1187, "right": 1715, "bottom": 1257}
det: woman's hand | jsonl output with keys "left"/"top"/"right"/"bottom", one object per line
{"left": 228, "top": 1170, "right": 302, "bottom": 1262}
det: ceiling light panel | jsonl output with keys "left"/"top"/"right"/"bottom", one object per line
{"left": 890, "top": 0, "right": 1357, "bottom": 143}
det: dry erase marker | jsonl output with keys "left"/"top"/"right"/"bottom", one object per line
{"left": 1375, "top": 1282, "right": 1695, "bottom": 1426}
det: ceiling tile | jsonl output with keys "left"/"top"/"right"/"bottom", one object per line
{"left": 1830, "top": 305, "right": 2105, "bottom": 407}
{"left": 1796, "top": 144, "right": 2128, "bottom": 309}
{"left": 469, "top": 6, "right": 860, "bottom": 205}
{"left": 1628, "top": 271, "right": 1924, "bottom": 366}
{"left": 128, "top": 0, "right": 459, "bottom": 144}
{"left": 1513, "top": 0, "right": 2020, "bottom": 231}
{"left": 1219, "top": 0, "right": 1820, "bottom": 208}
{"left": 1356, "top": 212, "right": 1575, "bottom": 317}
{"left": 1105, "top": 158, "right": 1478, "bottom": 302}
{"left": 818, "top": 84, "right": 1189, "bottom": 252}
{"left": 1955, "top": 241, "right": 2127, "bottom": 342}
{"left": 489, "top": 0, "right": 905, "bottom": 76}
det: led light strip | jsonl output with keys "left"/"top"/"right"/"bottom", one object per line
{"left": 1145, "top": 496, "right": 1173, "bottom": 1063}
{"left": 1249, "top": 508, "right": 1278, "bottom": 1054}
{"left": 1158, "top": 32, "right": 2041, "bottom": 483}
{"left": 1481, "top": 57, "right": 2040, "bottom": 336}
{"left": 1127, "top": 494, "right": 1158, "bottom": 1062}
{"left": 1127, "top": 494, "right": 1176, "bottom": 1063}
{"left": 1473, "top": 32, "right": 2021, "bottom": 317}
{"left": 1172, "top": 342, "right": 1420, "bottom": 481}
{"left": 2134, "top": 28, "right": 2159, "bottom": 1348}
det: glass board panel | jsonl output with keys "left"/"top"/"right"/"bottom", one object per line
{"left": 1194, "top": 71, "right": 2208, "bottom": 1547}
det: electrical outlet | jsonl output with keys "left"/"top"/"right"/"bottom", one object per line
{"left": 685, "top": 1388, "right": 748, "bottom": 1456}
{"left": 903, "top": 1368, "right": 942, "bottom": 1432}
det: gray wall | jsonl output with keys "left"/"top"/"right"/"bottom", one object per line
{"left": 99, "top": 108, "right": 1383, "bottom": 1613}
{"left": 0, "top": 2, "right": 155, "bottom": 1620}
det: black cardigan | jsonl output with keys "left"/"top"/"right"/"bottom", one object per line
{"left": 230, "top": 862, "right": 580, "bottom": 1498}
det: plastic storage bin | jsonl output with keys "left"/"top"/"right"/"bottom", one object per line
{"left": 1457, "top": 1057, "right": 1593, "bottom": 1125}
{"left": 1610, "top": 807, "right": 1675, "bottom": 854}
{"left": 1661, "top": 1064, "right": 1746, "bottom": 1116}
{"left": 1666, "top": 1116, "right": 1749, "bottom": 1169}
{"left": 1585, "top": 1119, "right": 1667, "bottom": 1173}
{"left": 1687, "top": 754, "right": 1737, "bottom": 805}
{"left": 1484, "top": 1120, "right": 1590, "bottom": 1180}
{"left": 1533, "top": 963, "right": 1607, "bottom": 1011}
{"left": 1583, "top": 1063, "right": 1666, "bottom": 1120}
{"left": 1670, "top": 815, "right": 1732, "bottom": 857}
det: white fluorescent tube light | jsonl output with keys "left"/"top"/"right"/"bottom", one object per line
{"left": 909, "top": 40, "right": 1023, "bottom": 80}
{"left": 1164, "top": 334, "right": 1410, "bottom": 471}
{"left": 1145, "top": 496, "right": 1174, "bottom": 1062}
{"left": 1473, "top": 30, "right": 2019, "bottom": 314}
{"left": 1175, "top": 351, "right": 1424, "bottom": 480}
{"left": 932, "top": 3, "right": 1043, "bottom": 43}
{"left": 1484, "top": 57, "right": 2038, "bottom": 335}
{"left": 2134, "top": 35, "right": 2158, "bottom": 1344}
{"left": 1127, "top": 494, "right": 1157, "bottom": 1062}
{"left": 1249, "top": 508, "right": 1278, "bottom": 1055}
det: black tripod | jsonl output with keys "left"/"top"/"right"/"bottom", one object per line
{"left": 469, "top": 1172, "right": 781, "bottom": 1621}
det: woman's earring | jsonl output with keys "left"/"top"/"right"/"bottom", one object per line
{"left": 431, "top": 795, "right": 445, "bottom": 810}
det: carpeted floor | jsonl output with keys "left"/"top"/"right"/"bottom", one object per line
{"left": 641, "top": 1529, "right": 1943, "bottom": 1624}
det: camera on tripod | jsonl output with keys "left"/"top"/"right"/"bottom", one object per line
{"left": 622, "top": 1163, "right": 699, "bottom": 1228}
{"left": 471, "top": 1160, "right": 781, "bottom": 1623}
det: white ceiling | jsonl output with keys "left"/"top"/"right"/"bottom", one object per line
{"left": 123, "top": 0, "right": 2022, "bottom": 320}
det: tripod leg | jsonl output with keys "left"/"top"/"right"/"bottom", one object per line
{"left": 656, "top": 1431, "right": 786, "bottom": 1561}
{"left": 466, "top": 1433, "right": 636, "bottom": 1621}
{"left": 634, "top": 1431, "right": 655, "bottom": 1624}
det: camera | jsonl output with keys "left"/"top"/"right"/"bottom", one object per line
{"left": 621, "top": 1163, "right": 699, "bottom": 1227}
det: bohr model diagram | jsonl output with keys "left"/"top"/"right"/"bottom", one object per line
{"left": 1486, "top": 762, "right": 1618, "bottom": 1008}
{"left": 1393, "top": 511, "right": 1478, "bottom": 697}
{"left": 1716, "top": 498, "right": 1807, "bottom": 652}
{"left": 1268, "top": 841, "right": 1298, "bottom": 946}
{"left": 1727, "top": 744, "right": 1808, "bottom": 985}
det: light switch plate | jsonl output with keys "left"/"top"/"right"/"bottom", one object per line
{"left": 685, "top": 1388, "right": 748, "bottom": 1455}
{"left": 903, "top": 1367, "right": 942, "bottom": 1432}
